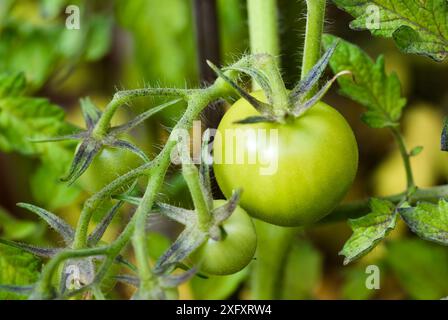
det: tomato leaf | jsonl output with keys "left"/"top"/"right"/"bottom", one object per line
{"left": 0, "top": 244, "right": 42, "bottom": 300}
{"left": 340, "top": 198, "right": 396, "bottom": 265}
{"left": 333, "top": 0, "right": 448, "bottom": 61}
{"left": 322, "top": 34, "right": 407, "bottom": 128}
{"left": 399, "top": 200, "right": 448, "bottom": 245}
{"left": 0, "top": 73, "right": 81, "bottom": 208}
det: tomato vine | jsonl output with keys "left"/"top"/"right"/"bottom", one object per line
{"left": 1, "top": 0, "right": 448, "bottom": 300}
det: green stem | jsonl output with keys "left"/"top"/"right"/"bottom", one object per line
{"left": 301, "top": 0, "right": 326, "bottom": 84}
{"left": 182, "top": 160, "right": 211, "bottom": 231}
{"left": 391, "top": 127, "right": 415, "bottom": 193}
{"left": 72, "top": 161, "right": 153, "bottom": 249}
{"left": 131, "top": 87, "right": 227, "bottom": 297}
{"left": 73, "top": 89, "right": 198, "bottom": 250}
{"left": 247, "top": 0, "right": 287, "bottom": 103}
{"left": 34, "top": 76, "right": 234, "bottom": 299}
{"left": 322, "top": 184, "right": 448, "bottom": 223}
{"left": 93, "top": 88, "right": 191, "bottom": 137}
{"left": 247, "top": 0, "right": 279, "bottom": 60}
{"left": 132, "top": 174, "right": 163, "bottom": 293}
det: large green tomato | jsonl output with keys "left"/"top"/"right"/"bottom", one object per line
{"left": 191, "top": 200, "right": 257, "bottom": 276}
{"left": 213, "top": 92, "right": 358, "bottom": 226}
{"left": 79, "top": 146, "right": 143, "bottom": 194}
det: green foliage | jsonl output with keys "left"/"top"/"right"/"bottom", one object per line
{"left": 333, "top": 0, "right": 448, "bottom": 61}
{"left": 0, "top": 1, "right": 114, "bottom": 90}
{"left": 1, "top": 0, "right": 448, "bottom": 301}
{"left": 0, "top": 73, "right": 72, "bottom": 155}
{"left": 386, "top": 239, "right": 448, "bottom": 299}
{"left": 400, "top": 200, "right": 448, "bottom": 245}
{"left": 0, "top": 73, "right": 79, "bottom": 209}
{"left": 0, "top": 24, "right": 58, "bottom": 90}
{"left": 0, "top": 244, "right": 41, "bottom": 300}
{"left": 322, "top": 34, "right": 406, "bottom": 128}
{"left": 340, "top": 198, "right": 396, "bottom": 265}
{"left": 280, "top": 240, "right": 322, "bottom": 299}
{"left": 116, "top": 0, "right": 197, "bottom": 86}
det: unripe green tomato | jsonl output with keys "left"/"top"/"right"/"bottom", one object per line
{"left": 213, "top": 92, "right": 358, "bottom": 226}
{"left": 79, "top": 145, "right": 142, "bottom": 194}
{"left": 191, "top": 200, "right": 257, "bottom": 276}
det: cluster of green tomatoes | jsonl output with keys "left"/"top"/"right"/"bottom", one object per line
{"left": 79, "top": 47, "right": 359, "bottom": 276}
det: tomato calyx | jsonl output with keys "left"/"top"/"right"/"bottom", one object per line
{"left": 31, "top": 97, "right": 180, "bottom": 185}
{"left": 146, "top": 189, "right": 244, "bottom": 276}
{"left": 208, "top": 40, "right": 351, "bottom": 124}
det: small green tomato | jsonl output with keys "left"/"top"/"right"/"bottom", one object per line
{"left": 191, "top": 200, "right": 257, "bottom": 276}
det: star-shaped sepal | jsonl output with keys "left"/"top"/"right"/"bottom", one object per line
{"left": 32, "top": 97, "right": 180, "bottom": 185}
{"left": 208, "top": 40, "right": 352, "bottom": 124}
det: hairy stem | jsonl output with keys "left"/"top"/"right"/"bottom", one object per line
{"left": 301, "top": 0, "right": 326, "bottom": 85}
{"left": 131, "top": 86, "right": 227, "bottom": 297}
{"left": 72, "top": 161, "right": 153, "bottom": 249}
{"left": 182, "top": 161, "right": 211, "bottom": 230}
{"left": 132, "top": 143, "right": 175, "bottom": 295}
{"left": 93, "top": 88, "right": 192, "bottom": 137}
{"left": 247, "top": 0, "right": 279, "bottom": 61}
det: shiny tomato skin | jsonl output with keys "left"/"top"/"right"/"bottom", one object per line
{"left": 213, "top": 92, "right": 358, "bottom": 226}
{"left": 191, "top": 200, "right": 257, "bottom": 276}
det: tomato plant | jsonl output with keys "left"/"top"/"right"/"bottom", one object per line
{"left": 213, "top": 92, "right": 358, "bottom": 226}
{"left": 1, "top": 0, "right": 448, "bottom": 302}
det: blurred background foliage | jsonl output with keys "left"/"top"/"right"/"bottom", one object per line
{"left": 0, "top": 0, "right": 448, "bottom": 300}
